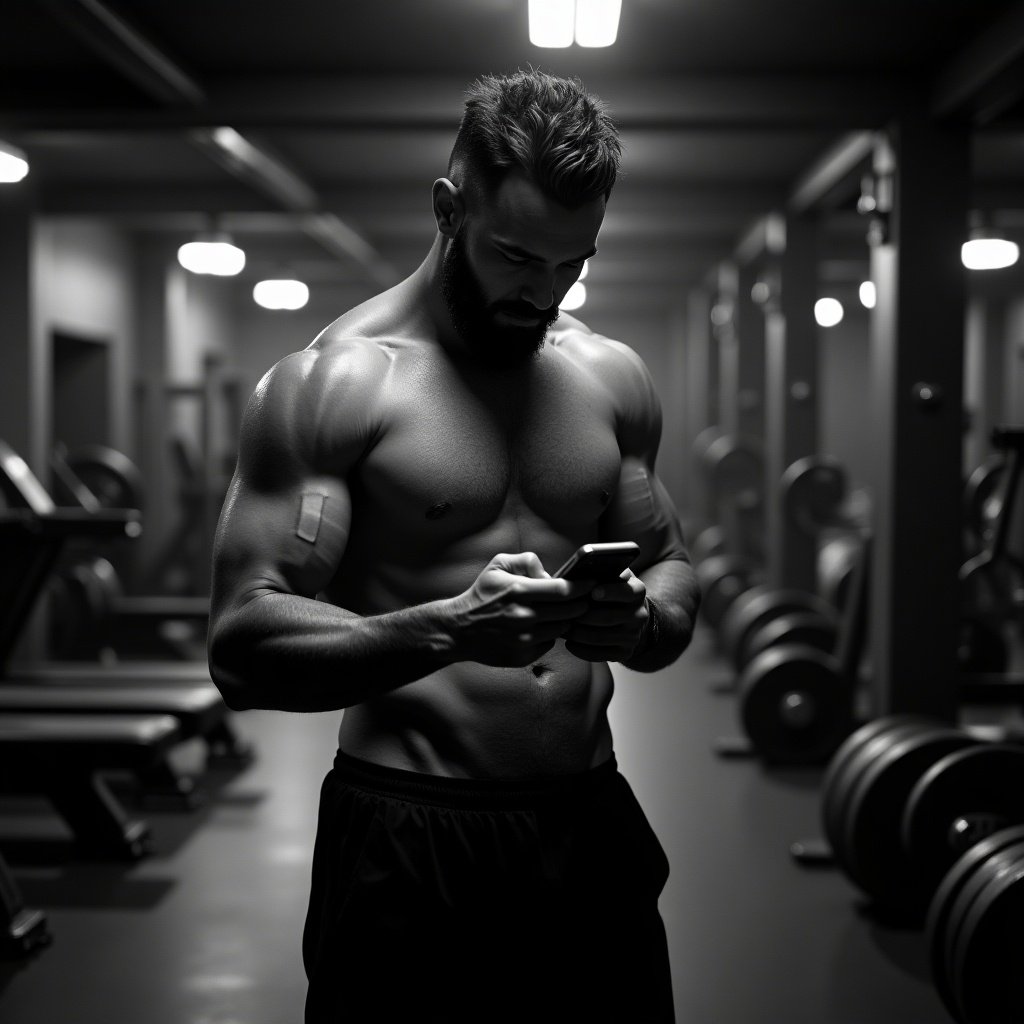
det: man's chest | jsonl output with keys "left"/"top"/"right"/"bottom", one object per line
{"left": 356, "top": 357, "right": 622, "bottom": 537}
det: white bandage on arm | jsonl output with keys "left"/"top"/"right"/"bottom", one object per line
{"left": 296, "top": 493, "right": 327, "bottom": 543}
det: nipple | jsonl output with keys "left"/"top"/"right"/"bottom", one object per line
{"left": 426, "top": 501, "right": 452, "bottom": 520}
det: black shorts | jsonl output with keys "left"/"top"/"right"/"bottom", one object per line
{"left": 303, "top": 750, "right": 674, "bottom": 1024}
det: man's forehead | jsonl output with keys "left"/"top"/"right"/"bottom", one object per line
{"left": 483, "top": 172, "right": 605, "bottom": 251}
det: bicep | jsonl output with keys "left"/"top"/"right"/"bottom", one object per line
{"left": 212, "top": 470, "right": 353, "bottom": 608}
{"left": 600, "top": 456, "right": 688, "bottom": 572}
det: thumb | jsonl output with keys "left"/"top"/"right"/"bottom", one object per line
{"left": 498, "top": 551, "right": 549, "bottom": 579}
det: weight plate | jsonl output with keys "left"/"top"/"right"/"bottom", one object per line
{"left": 928, "top": 825, "right": 1024, "bottom": 981}
{"left": 696, "top": 555, "right": 751, "bottom": 629}
{"left": 952, "top": 852, "right": 1024, "bottom": 1024}
{"left": 691, "top": 526, "right": 726, "bottom": 566}
{"left": 66, "top": 446, "right": 145, "bottom": 511}
{"left": 928, "top": 830, "right": 1024, "bottom": 1024}
{"left": 823, "top": 719, "right": 938, "bottom": 870}
{"left": 719, "top": 585, "right": 773, "bottom": 656}
{"left": 742, "top": 609, "right": 839, "bottom": 668}
{"left": 902, "top": 744, "right": 1024, "bottom": 897}
{"left": 841, "top": 728, "right": 977, "bottom": 908}
{"left": 724, "top": 588, "right": 833, "bottom": 670}
{"left": 738, "top": 645, "right": 855, "bottom": 766}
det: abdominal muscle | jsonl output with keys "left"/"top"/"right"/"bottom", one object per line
{"left": 336, "top": 641, "right": 616, "bottom": 780}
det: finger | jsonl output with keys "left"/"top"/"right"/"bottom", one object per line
{"left": 494, "top": 551, "right": 550, "bottom": 579}
{"left": 510, "top": 577, "right": 594, "bottom": 602}
{"left": 523, "top": 598, "right": 594, "bottom": 623}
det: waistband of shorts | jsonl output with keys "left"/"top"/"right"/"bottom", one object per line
{"left": 330, "top": 749, "right": 620, "bottom": 810}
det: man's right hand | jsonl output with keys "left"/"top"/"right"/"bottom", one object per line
{"left": 445, "top": 552, "right": 593, "bottom": 667}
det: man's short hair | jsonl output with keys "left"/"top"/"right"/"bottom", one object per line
{"left": 449, "top": 68, "right": 621, "bottom": 208}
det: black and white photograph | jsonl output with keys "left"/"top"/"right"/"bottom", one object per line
{"left": 1, "top": 2, "right": 1024, "bottom": 1022}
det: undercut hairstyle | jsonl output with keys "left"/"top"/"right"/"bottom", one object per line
{"left": 449, "top": 69, "right": 622, "bottom": 208}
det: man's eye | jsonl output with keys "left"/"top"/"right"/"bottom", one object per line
{"left": 502, "top": 253, "right": 529, "bottom": 264}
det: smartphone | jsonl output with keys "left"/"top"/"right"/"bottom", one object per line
{"left": 554, "top": 541, "right": 640, "bottom": 582}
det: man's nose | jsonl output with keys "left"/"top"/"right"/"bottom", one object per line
{"left": 519, "top": 270, "right": 556, "bottom": 310}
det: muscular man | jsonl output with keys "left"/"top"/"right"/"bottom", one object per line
{"left": 209, "top": 69, "right": 700, "bottom": 1023}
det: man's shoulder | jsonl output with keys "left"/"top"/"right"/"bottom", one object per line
{"left": 262, "top": 329, "right": 398, "bottom": 401}
{"left": 550, "top": 314, "right": 651, "bottom": 391}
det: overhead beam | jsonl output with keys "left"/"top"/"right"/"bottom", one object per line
{"left": 35, "top": 0, "right": 396, "bottom": 285}
{"left": 35, "top": 0, "right": 205, "bottom": 106}
{"left": 933, "top": 0, "right": 1024, "bottom": 122}
{"left": 36, "top": 180, "right": 787, "bottom": 220}
{"left": 788, "top": 131, "right": 876, "bottom": 214}
{"left": 0, "top": 73, "right": 913, "bottom": 131}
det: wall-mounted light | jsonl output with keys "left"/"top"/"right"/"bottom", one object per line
{"left": 253, "top": 278, "right": 310, "bottom": 311}
{"left": 0, "top": 139, "right": 29, "bottom": 183}
{"left": 961, "top": 228, "right": 1019, "bottom": 271}
{"left": 559, "top": 282, "right": 586, "bottom": 311}
{"left": 177, "top": 232, "right": 246, "bottom": 276}
{"left": 529, "top": 0, "right": 622, "bottom": 48}
{"left": 814, "top": 297, "right": 844, "bottom": 328}
{"left": 858, "top": 281, "right": 876, "bottom": 309}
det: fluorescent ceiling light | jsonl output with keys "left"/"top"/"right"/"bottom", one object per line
{"left": 0, "top": 139, "right": 29, "bottom": 183}
{"left": 178, "top": 235, "right": 246, "bottom": 276}
{"left": 529, "top": 0, "right": 621, "bottom": 47}
{"left": 575, "top": 0, "right": 621, "bottom": 46}
{"left": 529, "top": 0, "right": 575, "bottom": 46}
{"left": 961, "top": 236, "right": 1019, "bottom": 271}
{"left": 253, "top": 278, "right": 310, "bottom": 310}
{"left": 559, "top": 282, "right": 587, "bottom": 311}
{"left": 814, "top": 297, "right": 844, "bottom": 328}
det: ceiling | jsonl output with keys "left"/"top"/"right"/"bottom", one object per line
{"left": 4, "top": 0, "right": 1024, "bottom": 313}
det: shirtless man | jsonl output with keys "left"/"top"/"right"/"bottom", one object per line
{"left": 209, "top": 70, "right": 699, "bottom": 1023}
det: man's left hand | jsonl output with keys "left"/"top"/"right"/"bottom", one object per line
{"left": 562, "top": 570, "right": 648, "bottom": 663}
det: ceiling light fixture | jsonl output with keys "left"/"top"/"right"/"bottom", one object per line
{"left": 0, "top": 139, "right": 29, "bottom": 183}
{"left": 858, "top": 281, "right": 876, "bottom": 309}
{"left": 575, "top": 0, "right": 622, "bottom": 46}
{"left": 961, "top": 229, "right": 1019, "bottom": 271}
{"left": 177, "top": 232, "right": 246, "bottom": 276}
{"left": 253, "top": 278, "right": 310, "bottom": 311}
{"left": 814, "top": 297, "right": 844, "bottom": 328}
{"left": 529, "top": 0, "right": 621, "bottom": 48}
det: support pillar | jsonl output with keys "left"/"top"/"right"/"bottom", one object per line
{"left": 868, "top": 112, "right": 970, "bottom": 721}
{"left": 763, "top": 213, "right": 819, "bottom": 591}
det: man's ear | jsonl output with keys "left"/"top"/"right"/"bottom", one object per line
{"left": 432, "top": 178, "right": 465, "bottom": 237}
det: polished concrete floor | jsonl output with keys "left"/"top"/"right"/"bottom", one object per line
{"left": 0, "top": 626, "right": 957, "bottom": 1024}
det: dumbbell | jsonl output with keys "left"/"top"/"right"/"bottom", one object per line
{"left": 818, "top": 717, "right": 1024, "bottom": 1023}
{"left": 719, "top": 643, "right": 857, "bottom": 765}
{"left": 696, "top": 554, "right": 755, "bottom": 631}
{"left": 718, "top": 584, "right": 840, "bottom": 672}
{"left": 926, "top": 824, "right": 1024, "bottom": 1024}
{"left": 690, "top": 525, "right": 727, "bottom": 566}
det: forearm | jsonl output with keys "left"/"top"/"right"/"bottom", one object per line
{"left": 208, "top": 592, "right": 457, "bottom": 712}
{"left": 623, "top": 557, "right": 701, "bottom": 672}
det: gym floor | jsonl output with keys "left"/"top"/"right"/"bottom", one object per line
{"left": 0, "top": 625, "right": 969, "bottom": 1024}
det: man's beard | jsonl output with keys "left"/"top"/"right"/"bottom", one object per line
{"left": 440, "top": 232, "right": 560, "bottom": 368}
